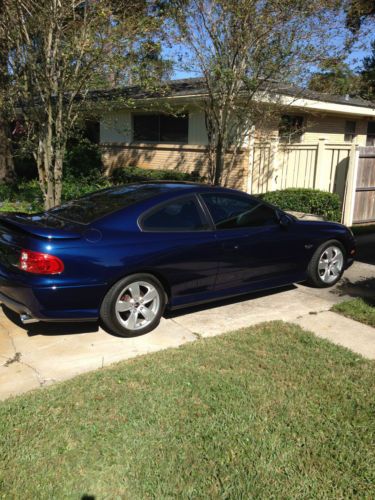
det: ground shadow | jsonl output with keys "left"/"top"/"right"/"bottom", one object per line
{"left": 2, "top": 284, "right": 297, "bottom": 338}
{"left": 333, "top": 276, "right": 375, "bottom": 305}
{"left": 1, "top": 305, "right": 100, "bottom": 337}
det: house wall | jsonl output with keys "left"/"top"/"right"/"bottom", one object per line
{"left": 101, "top": 143, "right": 248, "bottom": 191}
{"left": 99, "top": 107, "right": 373, "bottom": 199}
{"left": 302, "top": 115, "right": 368, "bottom": 145}
{"left": 100, "top": 108, "right": 208, "bottom": 145}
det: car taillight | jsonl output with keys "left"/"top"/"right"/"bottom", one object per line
{"left": 19, "top": 249, "right": 64, "bottom": 275}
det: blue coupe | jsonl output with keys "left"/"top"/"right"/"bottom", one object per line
{"left": 0, "top": 182, "right": 355, "bottom": 336}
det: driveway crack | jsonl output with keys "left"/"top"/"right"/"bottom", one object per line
{"left": 169, "top": 318, "right": 202, "bottom": 339}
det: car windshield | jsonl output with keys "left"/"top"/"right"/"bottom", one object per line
{"left": 47, "top": 185, "right": 168, "bottom": 224}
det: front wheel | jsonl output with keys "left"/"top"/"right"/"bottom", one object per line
{"left": 100, "top": 274, "right": 165, "bottom": 337}
{"left": 306, "top": 240, "right": 345, "bottom": 288}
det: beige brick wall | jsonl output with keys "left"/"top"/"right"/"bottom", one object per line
{"left": 101, "top": 143, "right": 248, "bottom": 191}
{"left": 303, "top": 114, "right": 368, "bottom": 144}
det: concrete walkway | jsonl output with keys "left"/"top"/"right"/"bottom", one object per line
{"left": 0, "top": 260, "right": 374, "bottom": 400}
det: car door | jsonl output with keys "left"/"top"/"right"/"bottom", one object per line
{"left": 139, "top": 194, "right": 220, "bottom": 307}
{"left": 199, "top": 192, "right": 309, "bottom": 293}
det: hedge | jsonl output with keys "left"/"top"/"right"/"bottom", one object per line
{"left": 111, "top": 166, "right": 204, "bottom": 184}
{"left": 256, "top": 188, "right": 342, "bottom": 222}
{"left": 0, "top": 166, "right": 205, "bottom": 214}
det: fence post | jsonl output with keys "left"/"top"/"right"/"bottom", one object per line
{"left": 342, "top": 143, "right": 359, "bottom": 226}
{"left": 314, "top": 138, "right": 326, "bottom": 190}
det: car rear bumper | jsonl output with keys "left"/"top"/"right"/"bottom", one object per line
{"left": 0, "top": 290, "right": 34, "bottom": 317}
{"left": 0, "top": 265, "right": 106, "bottom": 322}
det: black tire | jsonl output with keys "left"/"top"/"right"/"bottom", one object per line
{"left": 100, "top": 273, "right": 166, "bottom": 337}
{"left": 306, "top": 239, "right": 346, "bottom": 288}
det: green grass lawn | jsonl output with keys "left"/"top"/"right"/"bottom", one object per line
{"left": 332, "top": 298, "right": 375, "bottom": 328}
{"left": 1, "top": 322, "right": 374, "bottom": 499}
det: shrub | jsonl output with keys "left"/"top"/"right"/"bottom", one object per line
{"left": 64, "top": 139, "right": 103, "bottom": 178}
{"left": 256, "top": 188, "right": 342, "bottom": 222}
{"left": 0, "top": 177, "right": 110, "bottom": 214}
{"left": 111, "top": 166, "right": 204, "bottom": 185}
{"left": 61, "top": 175, "right": 111, "bottom": 202}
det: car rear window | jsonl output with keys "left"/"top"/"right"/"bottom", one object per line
{"left": 48, "top": 185, "right": 168, "bottom": 224}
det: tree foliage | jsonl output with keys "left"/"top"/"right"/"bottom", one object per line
{"left": 345, "top": 0, "right": 375, "bottom": 32}
{"left": 361, "top": 39, "right": 375, "bottom": 99}
{"left": 171, "top": 0, "right": 346, "bottom": 185}
{"left": 308, "top": 60, "right": 360, "bottom": 95}
{"left": 0, "top": 0, "right": 167, "bottom": 208}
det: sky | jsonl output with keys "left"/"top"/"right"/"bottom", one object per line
{"left": 165, "top": 13, "right": 374, "bottom": 81}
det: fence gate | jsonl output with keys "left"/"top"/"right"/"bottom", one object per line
{"left": 353, "top": 147, "right": 375, "bottom": 224}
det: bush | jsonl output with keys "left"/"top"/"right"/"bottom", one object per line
{"left": 0, "top": 177, "right": 110, "bottom": 214}
{"left": 111, "top": 166, "right": 204, "bottom": 184}
{"left": 256, "top": 188, "right": 342, "bottom": 222}
{"left": 64, "top": 139, "right": 103, "bottom": 178}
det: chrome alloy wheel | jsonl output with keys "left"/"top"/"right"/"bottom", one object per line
{"left": 115, "top": 280, "right": 160, "bottom": 331}
{"left": 318, "top": 246, "right": 344, "bottom": 284}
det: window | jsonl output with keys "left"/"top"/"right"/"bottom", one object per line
{"left": 367, "top": 121, "right": 375, "bottom": 146}
{"left": 141, "top": 197, "right": 207, "bottom": 232}
{"left": 201, "top": 193, "right": 278, "bottom": 229}
{"left": 279, "top": 115, "right": 304, "bottom": 143}
{"left": 48, "top": 185, "right": 169, "bottom": 224}
{"left": 344, "top": 121, "right": 356, "bottom": 142}
{"left": 133, "top": 113, "right": 188, "bottom": 143}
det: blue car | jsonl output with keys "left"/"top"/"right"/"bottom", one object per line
{"left": 0, "top": 182, "right": 355, "bottom": 336}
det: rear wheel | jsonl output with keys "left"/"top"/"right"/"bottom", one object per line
{"left": 307, "top": 240, "right": 345, "bottom": 288}
{"left": 100, "top": 274, "right": 165, "bottom": 337}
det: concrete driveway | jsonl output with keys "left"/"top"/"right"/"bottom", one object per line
{"left": 1, "top": 258, "right": 374, "bottom": 400}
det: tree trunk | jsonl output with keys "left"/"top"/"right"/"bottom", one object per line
{"left": 53, "top": 146, "right": 64, "bottom": 207}
{"left": 214, "top": 136, "right": 224, "bottom": 185}
{"left": 0, "top": 118, "right": 14, "bottom": 183}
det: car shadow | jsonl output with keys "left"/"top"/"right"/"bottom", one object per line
{"left": 1, "top": 305, "right": 100, "bottom": 337}
{"left": 2, "top": 284, "right": 297, "bottom": 338}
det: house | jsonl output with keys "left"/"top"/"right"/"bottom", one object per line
{"left": 97, "top": 78, "right": 375, "bottom": 225}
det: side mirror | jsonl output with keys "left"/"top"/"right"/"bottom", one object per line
{"left": 279, "top": 213, "right": 291, "bottom": 228}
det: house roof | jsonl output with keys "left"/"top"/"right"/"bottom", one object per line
{"left": 90, "top": 77, "right": 375, "bottom": 116}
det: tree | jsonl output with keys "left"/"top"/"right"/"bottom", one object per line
{"left": 0, "top": 0, "right": 15, "bottom": 183}
{"left": 171, "top": 0, "right": 345, "bottom": 186}
{"left": 360, "top": 39, "right": 375, "bottom": 98}
{"left": 308, "top": 60, "right": 360, "bottom": 95}
{"left": 0, "top": 0, "right": 166, "bottom": 208}
{"left": 345, "top": 0, "right": 375, "bottom": 32}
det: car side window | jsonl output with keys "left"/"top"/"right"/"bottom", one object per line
{"left": 201, "top": 193, "right": 278, "bottom": 229}
{"left": 141, "top": 196, "right": 207, "bottom": 232}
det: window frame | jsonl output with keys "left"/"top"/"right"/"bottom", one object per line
{"left": 138, "top": 194, "right": 212, "bottom": 233}
{"left": 132, "top": 112, "right": 189, "bottom": 144}
{"left": 344, "top": 120, "right": 357, "bottom": 143}
{"left": 366, "top": 121, "right": 375, "bottom": 146}
{"left": 279, "top": 115, "right": 304, "bottom": 144}
{"left": 198, "top": 192, "right": 281, "bottom": 231}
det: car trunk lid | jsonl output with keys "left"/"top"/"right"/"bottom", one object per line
{"left": 0, "top": 213, "right": 82, "bottom": 270}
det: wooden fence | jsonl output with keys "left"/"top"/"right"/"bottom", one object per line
{"left": 249, "top": 139, "right": 352, "bottom": 201}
